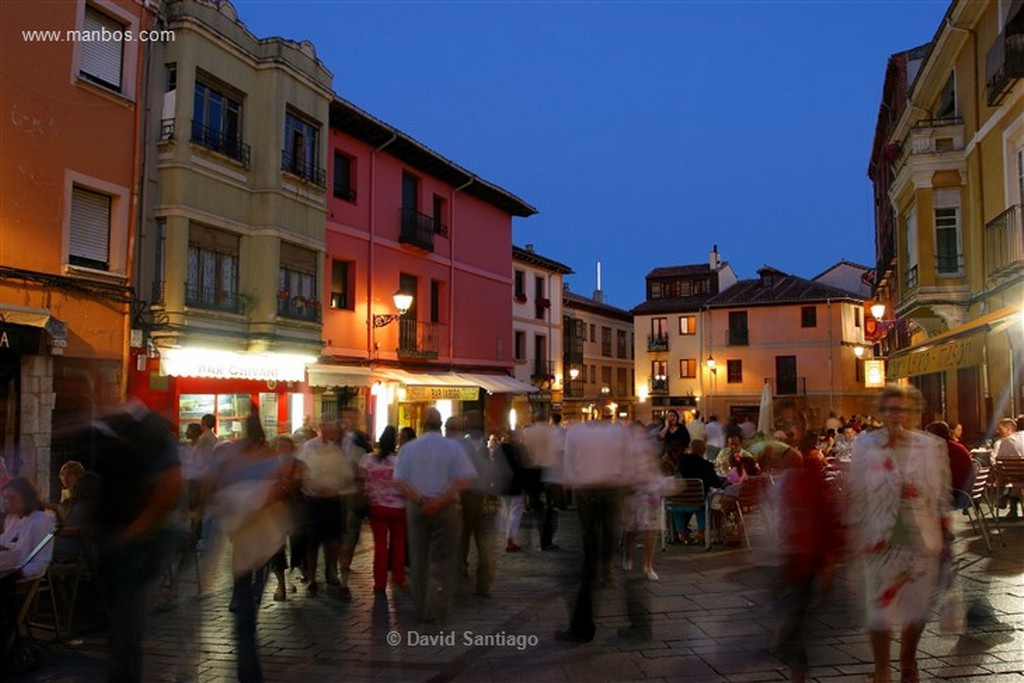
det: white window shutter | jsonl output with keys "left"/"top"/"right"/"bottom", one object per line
{"left": 70, "top": 187, "right": 111, "bottom": 268}
{"left": 80, "top": 7, "right": 124, "bottom": 91}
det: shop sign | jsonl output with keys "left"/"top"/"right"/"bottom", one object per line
{"left": 865, "top": 359, "right": 886, "bottom": 388}
{"left": 0, "top": 325, "right": 45, "bottom": 354}
{"left": 886, "top": 333, "right": 985, "bottom": 379}
{"left": 404, "top": 385, "right": 479, "bottom": 401}
{"left": 161, "top": 348, "right": 313, "bottom": 382}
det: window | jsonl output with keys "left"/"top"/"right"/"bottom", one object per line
{"left": 679, "top": 359, "right": 697, "bottom": 378}
{"left": 514, "top": 331, "right": 526, "bottom": 361}
{"left": 678, "top": 315, "right": 696, "bottom": 335}
{"left": 153, "top": 219, "right": 166, "bottom": 303}
{"left": 79, "top": 6, "right": 125, "bottom": 92}
{"left": 402, "top": 173, "right": 418, "bottom": 211}
{"left": 616, "top": 330, "right": 627, "bottom": 358}
{"left": 533, "top": 335, "right": 548, "bottom": 377}
{"left": 616, "top": 367, "right": 628, "bottom": 395}
{"left": 166, "top": 63, "right": 177, "bottom": 91}
{"left": 283, "top": 111, "right": 322, "bottom": 186}
{"left": 514, "top": 270, "right": 525, "bottom": 300}
{"left": 589, "top": 365, "right": 596, "bottom": 384}
{"left": 601, "top": 326, "right": 612, "bottom": 357}
{"left": 601, "top": 366, "right": 612, "bottom": 388}
{"left": 330, "top": 260, "right": 351, "bottom": 310}
{"left": 279, "top": 243, "right": 318, "bottom": 320}
{"left": 333, "top": 152, "right": 355, "bottom": 201}
{"left": 651, "top": 360, "right": 667, "bottom": 391}
{"left": 854, "top": 307, "right": 862, "bottom": 328}
{"left": 589, "top": 324, "right": 596, "bottom": 343}
{"left": 934, "top": 198, "right": 962, "bottom": 275}
{"left": 650, "top": 281, "right": 663, "bottom": 298}
{"left": 535, "top": 276, "right": 546, "bottom": 320}
{"left": 187, "top": 224, "right": 239, "bottom": 312}
{"left": 905, "top": 208, "right": 918, "bottom": 288}
{"left": 728, "top": 311, "right": 749, "bottom": 345}
{"left": 801, "top": 306, "right": 817, "bottom": 328}
{"left": 727, "top": 359, "right": 742, "bottom": 384}
{"left": 432, "top": 195, "right": 447, "bottom": 235}
{"left": 69, "top": 186, "right": 111, "bottom": 270}
{"left": 430, "top": 280, "right": 442, "bottom": 324}
{"left": 651, "top": 317, "right": 667, "bottom": 339}
{"left": 855, "top": 359, "right": 864, "bottom": 383}
{"left": 192, "top": 77, "right": 246, "bottom": 164}
{"left": 936, "top": 72, "right": 956, "bottom": 119}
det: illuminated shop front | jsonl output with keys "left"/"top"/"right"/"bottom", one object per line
{"left": 129, "top": 347, "right": 315, "bottom": 439}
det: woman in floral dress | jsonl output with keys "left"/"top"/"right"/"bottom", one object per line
{"left": 846, "top": 385, "right": 951, "bottom": 683}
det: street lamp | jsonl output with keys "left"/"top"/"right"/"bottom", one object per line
{"left": 853, "top": 345, "right": 866, "bottom": 358}
{"left": 372, "top": 289, "right": 414, "bottom": 328}
{"left": 705, "top": 355, "right": 717, "bottom": 373}
{"left": 569, "top": 367, "right": 580, "bottom": 381}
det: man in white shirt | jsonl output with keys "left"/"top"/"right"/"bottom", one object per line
{"left": 686, "top": 410, "right": 706, "bottom": 444}
{"left": 994, "top": 417, "right": 1024, "bottom": 519}
{"left": 705, "top": 415, "right": 726, "bottom": 461}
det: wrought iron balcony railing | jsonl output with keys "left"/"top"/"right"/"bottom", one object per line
{"left": 768, "top": 376, "right": 806, "bottom": 397}
{"left": 647, "top": 334, "right": 668, "bottom": 351}
{"left": 399, "top": 208, "right": 437, "bottom": 251}
{"left": 277, "top": 297, "right": 322, "bottom": 323}
{"left": 160, "top": 118, "right": 174, "bottom": 141}
{"left": 727, "top": 327, "right": 749, "bottom": 346}
{"left": 564, "top": 380, "right": 584, "bottom": 398}
{"left": 986, "top": 25, "right": 1024, "bottom": 105}
{"left": 191, "top": 120, "right": 250, "bottom": 166}
{"left": 396, "top": 319, "right": 442, "bottom": 359}
{"left": 151, "top": 280, "right": 164, "bottom": 305}
{"left": 531, "top": 359, "right": 554, "bottom": 380}
{"left": 185, "top": 282, "right": 240, "bottom": 314}
{"left": 985, "top": 204, "right": 1024, "bottom": 279}
{"left": 281, "top": 150, "right": 326, "bottom": 188}
{"left": 904, "top": 264, "right": 919, "bottom": 291}
{"left": 649, "top": 376, "right": 669, "bottom": 395}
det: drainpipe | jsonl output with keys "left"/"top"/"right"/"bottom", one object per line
{"left": 826, "top": 299, "right": 834, "bottom": 414}
{"left": 367, "top": 132, "right": 397, "bottom": 358}
{"left": 449, "top": 176, "right": 474, "bottom": 367}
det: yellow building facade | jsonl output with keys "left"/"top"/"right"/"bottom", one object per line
{"left": 875, "top": 0, "right": 1024, "bottom": 444}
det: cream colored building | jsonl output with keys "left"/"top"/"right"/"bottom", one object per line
{"left": 511, "top": 245, "right": 572, "bottom": 423}
{"left": 870, "top": 0, "right": 1024, "bottom": 444}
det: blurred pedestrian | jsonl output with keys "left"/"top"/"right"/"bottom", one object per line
{"left": 846, "top": 385, "right": 951, "bottom": 683}
{"left": 361, "top": 426, "right": 406, "bottom": 593}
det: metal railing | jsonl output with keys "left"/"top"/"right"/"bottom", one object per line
{"left": 277, "top": 297, "right": 322, "bottom": 323}
{"left": 985, "top": 204, "right": 1024, "bottom": 278}
{"left": 191, "top": 120, "right": 250, "bottom": 166}
{"left": 160, "top": 118, "right": 174, "bottom": 141}
{"left": 185, "top": 282, "right": 240, "bottom": 313}
{"left": 768, "top": 376, "right": 806, "bottom": 397}
{"left": 905, "top": 264, "right": 919, "bottom": 290}
{"left": 986, "top": 27, "right": 1024, "bottom": 105}
{"left": 727, "top": 327, "right": 749, "bottom": 346}
{"left": 396, "top": 319, "right": 442, "bottom": 359}
{"left": 399, "top": 208, "right": 436, "bottom": 251}
{"left": 935, "top": 252, "right": 964, "bottom": 276}
{"left": 649, "top": 376, "right": 669, "bottom": 395}
{"left": 647, "top": 334, "right": 668, "bottom": 351}
{"left": 151, "top": 280, "right": 164, "bottom": 305}
{"left": 531, "top": 359, "right": 554, "bottom": 380}
{"left": 564, "top": 380, "right": 584, "bottom": 398}
{"left": 281, "top": 150, "right": 325, "bottom": 188}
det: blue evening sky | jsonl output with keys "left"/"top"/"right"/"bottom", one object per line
{"left": 235, "top": 0, "right": 950, "bottom": 310}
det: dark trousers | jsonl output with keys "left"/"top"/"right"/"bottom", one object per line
{"left": 530, "top": 484, "right": 561, "bottom": 549}
{"left": 101, "top": 534, "right": 169, "bottom": 683}
{"left": 232, "top": 563, "right": 268, "bottom": 683}
{"left": 569, "top": 488, "right": 621, "bottom": 640}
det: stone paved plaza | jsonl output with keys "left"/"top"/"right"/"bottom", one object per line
{"left": 11, "top": 507, "right": 1024, "bottom": 683}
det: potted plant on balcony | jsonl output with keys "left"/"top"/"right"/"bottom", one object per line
{"left": 537, "top": 297, "right": 551, "bottom": 308}
{"left": 278, "top": 289, "right": 290, "bottom": 301}
{"left": 514, "top": 292, "right": 527, "bottom": 304}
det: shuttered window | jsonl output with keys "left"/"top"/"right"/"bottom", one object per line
{"left": 80, "top": 6, "right": 124, "bottom": 92}
{"left": 69, "top": 186, "right": 111, "bottom": 270}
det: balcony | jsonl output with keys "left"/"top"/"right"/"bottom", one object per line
{"left": 564, "top": 380, "right": 584, "bottom": 398}
{"left": 647, "top": 334, "right": 668, "bottom": 351}
{"left": 191, "top": 120, "right": 250, "bottom": 167}
{"left": 151, "top": 280, "right": 164, "bottom": 306}
{"left": 281, "top": 150, "right": 325, "bottom": 188}
{"left": 986, "top": 26, "right": 1024, "bottom": 106}
{"left": 892, "top": 118, "right": 965, "bottom": 188}
{"left": 396, "top": 319, "right": 441, "bottom": 359}
{"left": 904, "top": 264, "right": 919, "bottom": 291}
{"left": 727, "top": 327, "right": 749, "bottom": 346}
{"left": 399, "top": 208, "right": 439, "bottom": 251}
{"left": 649, "top": 376, "right": 669, "bottom": 396}
{"left": 160, "top": 118, "right": 174, "bottom": 142}
{"left": 986, "top": 204, "right": 1024, "bottom": 279}
{"left": 531, "top": 359, "right": 555, "bottom": 381}
{"left": 768, "top": 375, "right": 806, "bottom": 397}
{"left": 185, "top": 282, "right": 240, "bottom": 314}
{"left": 277, "top": 296, "right": 322, "bottom": 323}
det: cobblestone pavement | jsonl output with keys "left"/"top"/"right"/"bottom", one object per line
{"left": 11, "top": 508, "right": 1024, "bottom": 683}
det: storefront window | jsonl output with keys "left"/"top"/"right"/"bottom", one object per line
{"left": 179, "top": 393, "right": 252, "bottom": 440}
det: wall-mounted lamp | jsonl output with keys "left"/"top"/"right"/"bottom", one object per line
{"left": 853, "top": 345, "right": 866, "bottom": 358}
{"left": 569, "top": 367, "right": 580, "bottom": 381}
{"left": 705, "top": 355, "right": 717, "bottom": 374}
{"left": 601, "top": 385, "right": 610, "bottom": 395}
{"left": 372, "top": 289, "right": 414, "bottom": 328}
{"left": 870, "top": 302, "right": 887, "bottom": 320}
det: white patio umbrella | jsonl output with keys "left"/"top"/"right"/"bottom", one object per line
{"left": 757, "top": 381, "right": 774, "bottom": 436}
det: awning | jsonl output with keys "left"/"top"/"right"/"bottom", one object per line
{"left": 373, "top": 369, "right": 538, "bottom": 395}
{"left": 0, "top": 305, "right": 68, "bottom": 352}
{"left": 886, "top": 305, "right": 1021, "bottom": 379}
{"left": 456, "top": 372, "right": 538, "bottom": 394}
{"left": 307, "top": 365, "right": 374, "bottom": 388}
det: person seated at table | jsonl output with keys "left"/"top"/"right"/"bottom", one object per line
{"left": 715, "top": 433, "right": 754, "bottom": 476}
{"left": 925, "top": 421, "right": 972, "bottom": 506}
{"left": 52, "top": 471, "right": 101, "bottom": 565}
{"left": 56, "top": 460, "right": 86, "bottom": 522}
{"left": 1, "top": 477, "right": 57, "bottom": 652}
{"left": 671, "top": 440, "right": 722, "bottom": 545}
{"left": 993, "top": 417, "right": 1024, "bottom": 519}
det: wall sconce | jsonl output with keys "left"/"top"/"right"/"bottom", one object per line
{"left": 601, "top": 385, "right": 610, "bottom": 395}
{"left": 569, "top": 367, "right": 580, "bottom": 381}
{"left": 870, "top": 302, "right": 887, "bottom": 320}
{"left": 705, "top": 355, "right": 717, "bottom": 374}
{"left": 372, "top": 289, "right": 414, "bottom": 328}
{"left": 853, "top": 345, "right": 866, "bottom": 358}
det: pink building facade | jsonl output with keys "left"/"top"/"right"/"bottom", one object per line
{"left": 314, "top": 98, "right": 537, "bottom": 436}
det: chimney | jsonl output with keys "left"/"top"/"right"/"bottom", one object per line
{"left": 709, "top": 244, "right": 720, "bottom": 270}
{"left": 593, "top": 260, "right": 604, "bottom": 303}
{"left": 525, "top": 243, "right": 535, "bottom": 253}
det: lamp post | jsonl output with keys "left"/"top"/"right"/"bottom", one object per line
{"left": 372, "top": 289, "right": 414, "bottom": 328}
{"left": 705, "top": 355, "right": 717, "bottom": 416}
